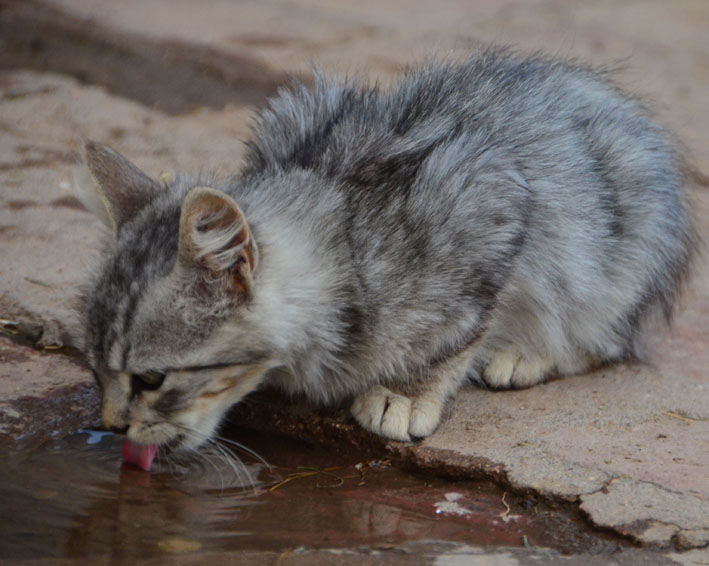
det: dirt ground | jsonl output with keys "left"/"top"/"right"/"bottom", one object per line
{"left": 0, "top": 0, "right": 707, "bottom": 557}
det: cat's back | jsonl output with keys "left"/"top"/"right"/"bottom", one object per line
{"left": 241, "top": 48, "right": 644, "bottom": 185}
{"left": 232, "top": 49, "right": 694, "bottom": 400}
{"left": 239, "top": 48, "right": 692, "bottom": 316}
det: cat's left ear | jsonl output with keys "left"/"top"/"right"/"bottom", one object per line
{"left": 80, "top": 140, "right": 163, "bottom": 232}
{"left": 178, "top": 186, "right": 258, "bottom": 298}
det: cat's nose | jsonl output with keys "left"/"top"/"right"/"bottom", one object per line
{"left": 101, "top": 404, "right": 128, "bottom": 433}
{"left": 106, "top": 424, "right": 128, "bottom": 435}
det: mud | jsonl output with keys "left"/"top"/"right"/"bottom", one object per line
{"left": 0, "top": 335, "right": 100, "bottom": 451}
{"left": 0, "top": 0, "right": 290, "bottom": 114}
{"left": 0, "top": 383, "right": 100, "bottom": 448}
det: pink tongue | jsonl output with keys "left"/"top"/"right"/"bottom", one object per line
{"left": 122, "top": 439, "right": 158, "bottom": 471}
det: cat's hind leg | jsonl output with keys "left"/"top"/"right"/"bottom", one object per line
{"left": 482, "top": 349, "right": 555, "bottom": 389}
{"left": 351, "top": 343, "right": 477, "bottom": 441}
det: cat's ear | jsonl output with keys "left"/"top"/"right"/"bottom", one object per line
{"left": 80, "top": 140, "right": 163, "bottom": 231}
{"left": 178, "top": 186, "right": 258, "bottom": 297}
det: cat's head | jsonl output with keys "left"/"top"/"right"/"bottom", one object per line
{"left": 77, "top": 141, "right": 275, "bottom": 451}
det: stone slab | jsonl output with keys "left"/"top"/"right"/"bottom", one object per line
{"left": 0, "top": 0, "right": 707, "bottom": 552}
{"left": 581, "top": 479, "right": 709, "bottom": 547}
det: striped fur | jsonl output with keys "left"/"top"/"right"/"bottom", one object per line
{"left": 78, "top": 48, "right": 697, "bottom": 447}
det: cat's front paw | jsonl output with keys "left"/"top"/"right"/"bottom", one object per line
{"left": 483, "top": 350, "right": 553, "bottom": 389}
{"left": 351, "top": 385, "right": 442, "bottom": 441}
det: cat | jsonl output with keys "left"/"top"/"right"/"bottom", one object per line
{"left": 77, "top": 48, "right": 696, "bottom": 461}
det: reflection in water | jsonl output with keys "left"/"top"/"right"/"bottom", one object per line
{"left": 0, "top": 430, "right": 610, "bottom": 561}
{"left": 0, "top": 432, "right": 261, "bottom": 561}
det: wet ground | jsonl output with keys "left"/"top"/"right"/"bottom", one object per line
{"left": 0, "top": 428, "right": 625, "bottom": 563}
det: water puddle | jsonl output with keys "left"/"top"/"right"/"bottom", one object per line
{"left": 0, "top": 428, "right": 619, "bottom": 561}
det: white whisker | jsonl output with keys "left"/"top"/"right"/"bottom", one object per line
{"left": 212, "top": 434, "right": 272, "bottom": 471}
{"left": 176, "top": 429, "right": 228, "bottom": 492}
{"left": 210, "top": 440, "right": 256, "bottom": 490}
{"left": 208, "top": 441, "right": 248, "bottom": 490}
{"left": 170, "top": 424, "right": 261, "bottom": 492}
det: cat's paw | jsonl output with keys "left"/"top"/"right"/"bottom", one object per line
{"left": 483, "top": 350, "right": 553, "bottom": 389}
{"left": 351, "top": 385, "right": 442, "bottom": 441}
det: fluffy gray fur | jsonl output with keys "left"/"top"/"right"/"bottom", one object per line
{"left": 78, "top": 48, "right": 696, "bottom": 448}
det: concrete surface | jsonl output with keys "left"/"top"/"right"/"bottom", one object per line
{"left": 0, "top": 0, "right": 707, "bottom": 554}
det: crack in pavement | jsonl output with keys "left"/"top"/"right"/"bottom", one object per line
{"left": 580, "top": 478, "right": 709, "bottom": 548}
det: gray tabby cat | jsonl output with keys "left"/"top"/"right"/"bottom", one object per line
{"left": 78, "top": 48, "right": 695, "bottom": 457}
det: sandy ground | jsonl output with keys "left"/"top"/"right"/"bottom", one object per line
{"left": 0, "top": 0, "right": 707, "bottom": 555}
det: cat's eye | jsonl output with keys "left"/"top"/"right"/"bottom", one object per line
{"left": 131, "top": 370, "right": 166, "bottom": 394}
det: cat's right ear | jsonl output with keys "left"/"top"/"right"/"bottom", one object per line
{"left": 78, "top": 140, "right": 163, "bottom": 232}
{"left": 177, "top": 186, "right": 258, "bottom": 299}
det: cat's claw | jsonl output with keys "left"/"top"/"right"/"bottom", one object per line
{"left": 483, "top": 350, "right": 553, "bottom": 389}
{"left": 351, "top": 385, "right": 442, "bottom": 441}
